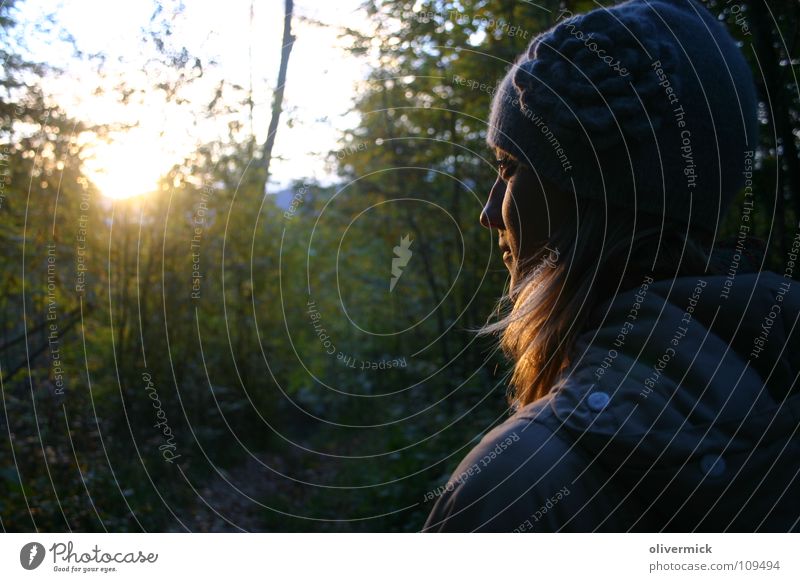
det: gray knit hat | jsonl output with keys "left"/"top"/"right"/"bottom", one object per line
{"left": 487, "top": 0, "right": 758, "bottom": 233}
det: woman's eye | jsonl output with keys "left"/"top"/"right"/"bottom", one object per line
{"left": 497, "top": 159, "right": 516, "bottom": 180}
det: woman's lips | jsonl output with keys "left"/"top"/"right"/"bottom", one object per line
{"left": 501, "top": 248, "right": 512, "bottom": 262}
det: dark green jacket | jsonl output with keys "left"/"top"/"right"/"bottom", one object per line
{"left": 424, "top": 271, "right": 800, "bottom": 531}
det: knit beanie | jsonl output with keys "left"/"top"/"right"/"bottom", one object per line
{"left": 486, "top": 0, "right": 758, "bottom": 233}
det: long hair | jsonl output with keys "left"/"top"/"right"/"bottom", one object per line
{"left": 480, "top": 200, "right": 715, "bottom": 409}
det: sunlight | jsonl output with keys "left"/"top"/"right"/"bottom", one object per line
{"left": 84, "top": 137, "right": 172, "bottom": 200}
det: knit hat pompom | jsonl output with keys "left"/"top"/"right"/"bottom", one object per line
{"left": 513, "top": 6, "right": 683, "bottom": 148}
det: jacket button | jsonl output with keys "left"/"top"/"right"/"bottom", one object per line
{"left": 587, "top": 391, "right": 610, "bottom": 412}
{"left": 700, "top": 454, "right": 726, "bottom": 477}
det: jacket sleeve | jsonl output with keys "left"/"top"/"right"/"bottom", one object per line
{"left": 421, "top": 417, "right": 592, "bottom": 532}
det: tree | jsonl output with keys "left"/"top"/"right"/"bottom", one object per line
{"left": 261, "top": 0, "right": 296, "bottom": 195}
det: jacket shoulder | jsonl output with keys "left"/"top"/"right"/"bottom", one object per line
{"left": 422, "top": 403, "right": 608, "bottom": 532}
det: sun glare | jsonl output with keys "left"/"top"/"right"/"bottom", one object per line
{"left": 85, "top": 139, "right": 173, "bottom": 200}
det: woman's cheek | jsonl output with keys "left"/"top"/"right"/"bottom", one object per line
{"left": 502, "top": 190, "right": 522, "bottom": 249}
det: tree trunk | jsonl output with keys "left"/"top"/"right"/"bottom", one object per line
{"left": 261, "top": 0, "right": 295, "bottom": 194}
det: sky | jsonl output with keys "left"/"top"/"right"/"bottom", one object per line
{"left": 17, "top": 0, "right": 371, "bottom": 199}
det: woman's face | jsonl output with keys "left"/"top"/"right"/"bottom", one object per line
{"left": 480, "top": 149, "right": 571, "bottom": 289}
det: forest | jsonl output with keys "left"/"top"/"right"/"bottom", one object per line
{"left": 1, "top": 0, "right": 798, "bottom": 532}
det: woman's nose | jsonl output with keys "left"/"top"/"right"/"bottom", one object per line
{"left": 480, "top": 177, "right": 505, "bottom": 229}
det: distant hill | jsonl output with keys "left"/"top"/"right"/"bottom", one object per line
{"left": 269, "top": 188, "right": 296, "bottom": 210}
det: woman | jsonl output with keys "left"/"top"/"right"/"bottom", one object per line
{"left": 424, "top": 0, "right": 800, "bottom": 532}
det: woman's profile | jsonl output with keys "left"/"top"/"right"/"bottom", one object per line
{"left": 424, "top": 0, "right": 800, "bottom": 532}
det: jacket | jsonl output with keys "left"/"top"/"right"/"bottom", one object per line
{"left": 423, "top": 271, "right": 800, "bottom": 531}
